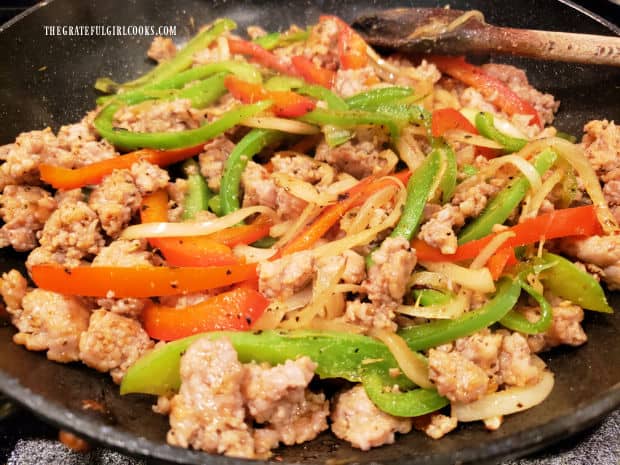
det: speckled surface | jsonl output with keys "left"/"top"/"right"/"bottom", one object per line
{"left": 0, "top": 1, "right": 619, "bottom": 464}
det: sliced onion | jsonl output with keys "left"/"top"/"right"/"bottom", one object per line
{"left": 520, "top": 137, "right": 619, "bottom": 233}
{"left": 408, "top": 271, "right": 453, "bottom": 292}
{"left": 420, "top": 261, "right": 496, "bottom": 293}
{"left": 309, "top": 319, "right": 365, "bottom": 333}
{"left": 232, "top": 244, "right": 277, "bottom": 263}
{"left": 274, "top": 203, "right": 321, "bottom": 248}
{"left": 242, "top": 116, "right": 320, "bottom": 135}
{"left": 269, "top": 219, "right": 294, "bottom": 238}
{"left": 252, "top": 287, "right": 313, "bottom": 330}
{"left": 370, "top": 329, "right": 433, "bottom": 389}
{"left": 453, "top": 370, "right": 554, "bottom": 422}
{"left": 120, "top": 206, "right": 275, "bottom": 239}
{"left": 343, "top": 185, "right": 398, "bottom": 235}
{"left": 323, "top": 175, "right": 359, "bottom": 196}
{"left": 443, "top": 129, "right": 504, "bottom": 149}
{"left": 485, "top": 155, "right": 542, "bottom": 193}
{"left": 520, "top": 169, "right": 564, "bottom": 221}
{"left": 311, "top": 180, "right": 406, "bottom": 259}
{"left": 272, "top": 172, "right": 337, "bottom": 206}
{"left": 396, "top": 127, "right": 426, "bottom": 171}
{"left": 469, "top": 231, "right": 516, "bottom": 270}
{"left": 407, "top": 10, "right": 485, "bottom": 39}
{"left": 397, "top": 289, "right": 469, "bottom": 320}
{"left": 492, "top": 114, "right": 528, "bottom": 139}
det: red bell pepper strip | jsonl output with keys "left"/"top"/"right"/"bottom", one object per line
{"left": 141, "top": 190, "right": 238, "bottom": 267}
{"left": 431, "top": 108, "right": 499, "bottom": 159}
{"left": 228, "top": 37, "right": 298, "bottom": 76}
{"left": 224, "top": 75, "right": 316, "bottom": 117}
{"left": 278, "top": 170, "right": 411, "bottom": 257}
{"left": 486, "top": 247, "right": 518, "bottom": 280}
{"left": 39, "top": 145, "right": 205, "bottom": 190}
{"left": 142, "top": 286, "right": 269, "bottom": 341}
{"left": 430, "top": 56, "right": 542, "bottom": 128}
{"left": 30, "top": 262, "right": 258, "bottom": 298}
{"left": 413, "top": 205, "right": 603, "bottom": 262}
{"left": 291, "top": 55, "right": 335, "bottom": 88}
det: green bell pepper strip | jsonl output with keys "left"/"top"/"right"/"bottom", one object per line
{"left": 345, "top": 87, "right": 414, "bottom": 111}
{"left": 173, "top": 73, "right": 227, "bottom": 108}
{"left": 458, "top": 148, "right": 557, "bottom": 244}
{"left": 250, "top": 236, "right": 277, "bottom": 248}
{"left": 97, "top": 61, "right": 262, "bottom": 106}
{"left": 220, "top": 129, "right": 283, "bottom": 215}
{"left": 390, "top": 149, "right": 441, "bottom": 241}
{"left": 361, "top": 369, "right": 448, "bottom": 417}
{"left": 253, "top": 28, "right": 310, "bottom": 50}
{"left": 122, "top": 329, "right": 411, "bottom": 395}
{"left": 535, "top": 252, "right": 612, "bottom": 313}
{"left": 119, "top": 18, "right": 237, "bottom": 90}
{"left": 264, "top": 76, "right": 306, "bottom": 91}
{"left": 323, "top": 125, "right": 353, "bottom": 147}
{"left": 462, "top": 164, "right": 478, "bottom": 177}
{"left": 398, "top": 278, "right": 521, "bottom": 351}
{"left": 208, "top": 194, "right": 222, "bottom": 216}
{"left": 499, "top": 272, "right": 552, "bottom": 334}
{"left": 298, "top": 108, "right": 401, "bottom": 140}
{"left": 297, "top": 85, "right": 348, "bottom": 111}
{"left": 94, "top": 100, "right": 272, "bottom": 150}
{"left": 372, "top": 103, "right": 431, "bottom": 128}
{"left": 121, "top": 328, "right": 446, "bottom": 417}
{"left": 475, "top": 112, "right": 528, "bottom": 153}
{"left": 181, "top": 159, "right": 212, "bottom": 220}
{"left": 556, "top": 130, "right": 577, "bottom": 143}
{"left": 412, "top": 288, "right": 452, "bottom": 306}
{"left": 436, "top": 142, "right": 457, "bottom": 204}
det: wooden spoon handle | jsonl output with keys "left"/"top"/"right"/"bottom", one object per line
{"left": 472, "top": 26, "right": 620, "bottom": 66}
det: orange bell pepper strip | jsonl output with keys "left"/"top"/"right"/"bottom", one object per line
{"left": 228, "top": 37, "right": 298, "bottom": 76}
{"left": 278, "top": 170, "right": 411, "bottom": 257}
{"left": 431, "top": 108, "right": 499, "bottom": 159}
{"left": 320, "top": 15, "right": 369, "bottom": 70}
{"left": 30, "top": 262, "right": 258, "bottom": 298}
{"left": 486, "top": 247, "right": 518, "bottom": 281}
{"left": 291, "top": 55, "right": 335, "bottom": 88}
{"left": 224, "top": 75, "right": 316, "bottom": 118}
{"left": 430, "top": 56, "right": 542, "bottom": 128}
{"left": 142, "top": 286, "right": 269, "bottom": 341}
{"left": 413, "top": 205, "right": 603, "bottom": 262}
{"left": 207, "top": 214, "right": 272, "bottom": 246}
{"left": 39, "top": 144, "right": 204, "bottom": 190}
{"left": 141, "top": 190, "right": 238, "bottom": 267}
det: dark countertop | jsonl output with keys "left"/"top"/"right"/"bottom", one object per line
{"left": 0, "top": 1, "right": 618, "bottom": 464}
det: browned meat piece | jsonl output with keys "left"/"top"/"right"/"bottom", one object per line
{"left": 113, "top": 99, "right": 207, "bottom": 133}
{"left": 428, "top": 347, "right": 491, "bottom": 403}
{"left": 364, "top": 237, "right": 417, "bottom": 305}
{"left": 333, "top": 66, "right": 379, "bottom": 98}
{"left": 92, "top": 239, "right": 159, "bottom": 267}
{"left": 198, "top": 136, "right": 236, "bottom": 192}
{"left": 344, "top": 299, "right": 397, "bottom": 332}
{"left": 89, "top": 161, "right": 168, "bottom": 238}
{"left": 481, "top": 64, "right": 560, "bottom": 125}
{"left": 560, "top": 234, "right": 620, "bottom": 289}
{"left": 0, "top": 185, "right": 56, "bottom": 251}
{"left": 419, "top": 177, "right": 501, "bottom": 254}
{"left": 167, "top": 178, "right": 188, "bottom": 221}
{"left": 258, "top": 250, "right": 314, "bottom": 299}
{"left": 147, "top": 36, "right": 177, "bottom": 62}
{"left": 315, "top": 250, "right": 366, "bottom": 285}
{"left": 582, "top": 120, "right": 620, "bottom": 181}
{"left": 9, "top": 288, "right": 91, "bottom": 362}
{"left": 79, "top": 309, "right": 154, "bottom": 383}
{"left": 37, "top": 200, "right": 105, "bottom": 261}
{"left": 57, "top": 117, "right": 116, "bottom": 166}
{"left": 498, "top": 332, "right": 544, "bottom": 387}
{"left": 241, "top": 161, "right": 307, "bottom": 220}
{"left": 524, "top": 300, "right": 587, "bottom": 353}
{"left": 88, "top": 170, "right": 141, "bottom": 238}
{"left": 166, "top": 337, "right": 255, "bottom": 458}
{"left": 315, "top": 127, "right": 392, "bottom": 179}
{"left": 331, "top": 385, "right": 412, "bottom": 450}
{"left": 0, "top": 270, "right": 28, "bottom": 311}
{"left": 277, "top": 17, "right": 339, "bottom": 71}
{"left": 242, "top": 357, "right": 328, "bottom": 446}
{"left": 412, "top": 413, "right": 458, "bottom": 440}
{"left": 453, "top": 329, "right": 503, "bottom": 378}
{"left": 271, "top": 154, "right": 334, "bottom": 185}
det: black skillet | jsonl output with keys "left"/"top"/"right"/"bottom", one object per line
{"left": 0, "top": 0, "right": 619, "bottom": 464}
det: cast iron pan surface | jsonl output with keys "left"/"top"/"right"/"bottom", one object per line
{"left": 0, "top": 1, "right": 619, "bottom": 464}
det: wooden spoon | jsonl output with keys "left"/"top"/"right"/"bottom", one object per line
{"left": 352, "top": 8, "right": 620, "bottom": 66}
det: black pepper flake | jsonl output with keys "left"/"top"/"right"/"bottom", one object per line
{"left": 141, "top": 204, "right": 150, "bottom": 211}
{"left": 245, "top": 317, "right": 252, "bottom": 325}
{"left": 253, "top": 330, "right": 263, "bottom": 335}
{"left": 170, "top": 282, "right": 178, "bottom": 289}
{"left": 354, "top": 348, "right": 359, "bottom": 353}
{"left": 517, "top": 402, "right": 524, "bottom": 408}
{"left": 338, "top": 192, "right": 350, "bottom": 202}
{"left": 226, "top": 269, "right": 232, "bottom": 275}
{"left": 63, "top": 268, "right": 72, "bottom": 275}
